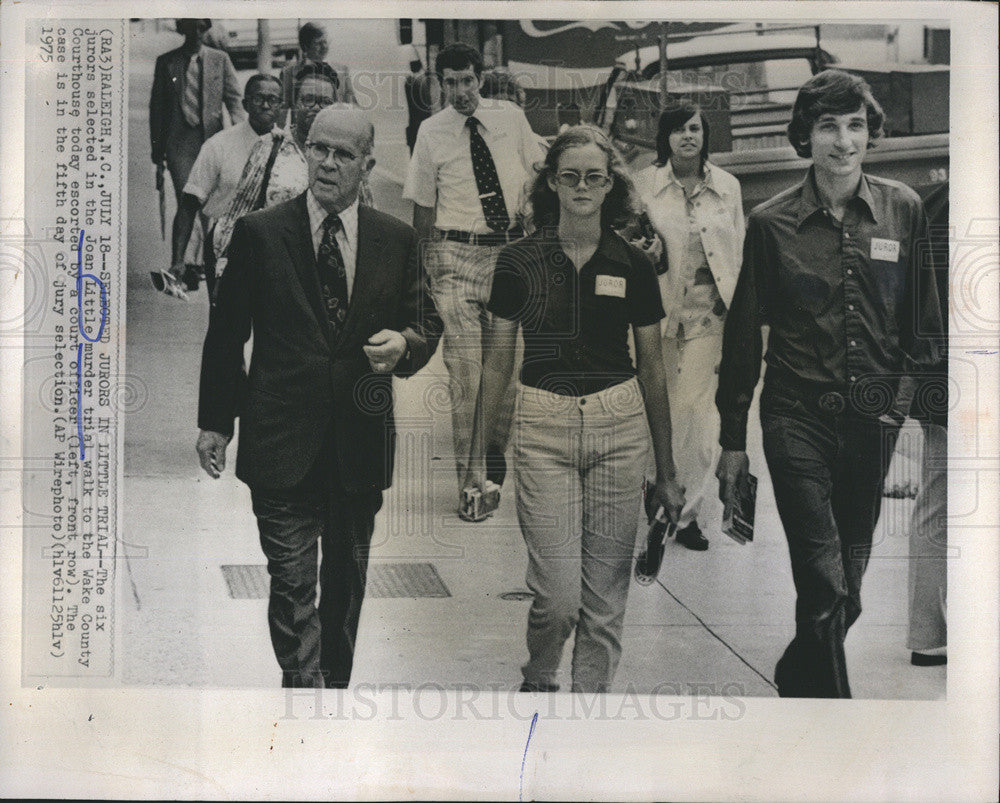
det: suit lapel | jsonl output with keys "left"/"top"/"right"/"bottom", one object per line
{"left": 168, "top": 49, "right": 186, "bottom": 96}
{"left": 338, "top": 205, "right": 388, "bottom": 351}
{"left": 281, "top": 193, "right": 332, "bottom": 348}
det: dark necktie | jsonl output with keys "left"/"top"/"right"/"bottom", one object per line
{"left": 316, "top": 213, "right": 350, "bottom": 338}
{"left": 466, "top": 116, "right": 510, "bottom": 232}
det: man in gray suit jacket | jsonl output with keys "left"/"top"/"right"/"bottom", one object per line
{"left": 150, "top": 19, "right": 243, "bottom": 287}
{"left": 197, "top": 107, "right": 442, "bottom": 688}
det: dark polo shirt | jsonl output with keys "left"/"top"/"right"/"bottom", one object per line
{"left": 717, "top": 168, "right": 944, "bottom": 451}
{"left": 488, "top": 227, "right": 665, "bottom": 397}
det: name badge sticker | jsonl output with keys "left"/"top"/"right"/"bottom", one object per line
{"left": 595, "top": 275, "right": 627, "bottom": 298}
{"left": 870, "top": 237, "right": 900, "bottom": 262}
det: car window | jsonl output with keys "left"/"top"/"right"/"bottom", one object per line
{"left": 666, "top": 58, "right": 816, "bottom": 108}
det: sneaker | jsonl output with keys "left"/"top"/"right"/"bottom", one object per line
{"left": 676, "top": 521, "right": 709, "bottom": 551}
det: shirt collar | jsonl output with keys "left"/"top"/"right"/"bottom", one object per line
{"left": 306, "top": 190, "right": 359, "bottom": 237}
{"left": 594, "top": 227, "right": 633, "bottom": 268}
{"left": 653, "top": 160, "right": 716, "bottom": 196}
{"left": 796, "top": 167, "right": 879, "bottom": 228}
{"left": 443, "top": 104, "right": 479, "bottom": 134}
{"left": 445, "top": 101, "right": 503, "bottom": 134}
{"left": 535, "top": 227, "right": 631, "bottom": 270}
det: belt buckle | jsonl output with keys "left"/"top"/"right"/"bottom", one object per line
{"left": 818, "top": 391, "right": 846, "bottom": 414}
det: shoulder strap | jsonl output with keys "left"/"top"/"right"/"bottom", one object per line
{"left": 254, "top": 135, "right": 286, "bottom": 211}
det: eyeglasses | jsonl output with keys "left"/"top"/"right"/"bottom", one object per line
{"left": 249, "top": 94, "right": 282, "bottom": 109}
{"left": 305, "top": 142, "right": 361, "bottom": 166}
{"left": 555, "top": 170, "right": 612, "bottom": 189}
{"left": 296, "top": 94, "right": 333, "bottom": 110}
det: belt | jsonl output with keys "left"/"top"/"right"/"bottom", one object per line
{"left": 764, "top": 367, "right": 902, "bottom": 423}
{"left": 436, "top": 227, "right": 524, "bottom": 247}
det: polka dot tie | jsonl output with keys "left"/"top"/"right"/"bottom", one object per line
{"left": 466, "top": 116, "right": 510, "bottom": 232}
{"left": 317, "top": 213, "right": 350, "bottom": 338}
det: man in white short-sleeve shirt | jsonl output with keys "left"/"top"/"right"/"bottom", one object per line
{"left": 402, "top": 43, "right": 543, "bottom": 518}
{"left": 170, "top": 74, "right": 283, "bottom": 299}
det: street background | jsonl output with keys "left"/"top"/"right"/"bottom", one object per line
{"left": 121, "top": 20, "right": 943, "bottom": 698}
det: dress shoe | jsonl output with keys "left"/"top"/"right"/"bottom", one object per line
{"left": 676, "top": 521, "right": 709, "bottom": 551}
{"left": 519, "top": 679, "right": 559, "bottom": 692}
{"left": 182, "top": 264, "right": 202, "bottom": 291}
{"left": 911, "top": 650, "right": 947, "bottom": 666}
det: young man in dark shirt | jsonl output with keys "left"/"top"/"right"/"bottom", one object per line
{"left": 715, "top": 70, "right": 944, "bottom": 697}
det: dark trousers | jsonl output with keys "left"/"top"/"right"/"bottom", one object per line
{"left": 202, "top": 217, "right": 217, "bottom": 302}
{"left": 250, "top": 447, "right": 383, "bottom": 689}
{"left": 761, "top": 381, "right": 900, "bottom": 698}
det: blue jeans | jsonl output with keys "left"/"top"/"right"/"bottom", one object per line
{"left": 761, "top": 380, "right": 900, "bottom": 697}
{"left": 513, "top": 378, "right": 650, "bottom": 693}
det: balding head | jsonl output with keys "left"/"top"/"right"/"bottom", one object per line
{"left": 309, "top": 105, "right": 375, "bottom": 156}
{"left": 304, "top": 106, "right": 376, "bottom": 214}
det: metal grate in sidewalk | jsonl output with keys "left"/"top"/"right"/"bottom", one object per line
{"left": 367, "top": 562, "right": 451, "bottom": 598}
{"left": 221, "top": 562, "right": 451, "bottom": 600}
{"left": 221, "top": 564, "right": 269, "bottom": 599}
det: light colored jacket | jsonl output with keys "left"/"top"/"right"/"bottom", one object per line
{"left": 634, "top": 161, "right": 745, "bottom": 338}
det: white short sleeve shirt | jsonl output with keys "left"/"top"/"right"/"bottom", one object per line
{"left": 183, "top": 120, "right": 269, "bottom": 219}
{"left": 402, "top": 99, "right": 544, "bottom": 233}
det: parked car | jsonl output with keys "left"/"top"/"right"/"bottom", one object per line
{"left": 600, "top": 26, "right": 949, "bottom": 210}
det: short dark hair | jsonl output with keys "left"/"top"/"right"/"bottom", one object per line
{"left": 654, "top": 101, "right": 711, "bottom": 168}
{"left": 244, "top": 73, "right": 281, "bottom": 99}
{"left": 528, "top": 124, "right": 640, "bottom": 230}
{"left": 435, "top": 43, "right": 484, "bottom": 80}
{"left": 787, "top": 69, "right": 885, "bottom": 158}
{"left": 298, "top": 22, "right": 325, "bottom": 51}
{"left": 294, "top": 63, "right": 339, "bottom": 96}
{"left": 176, "top": 19, "right": 211, "bottom": 36}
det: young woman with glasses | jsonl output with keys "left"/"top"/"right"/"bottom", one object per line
{"left": 465, "top": 125, "right": 685, "bottom": 693}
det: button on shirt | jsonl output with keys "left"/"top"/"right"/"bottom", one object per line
{"left": 402, "top": 100, "right": 544, "bottom": 233}
{"left": 633, "top": 160, "right": 745, "bottom": 338}
{"left": 306, "top": 191, "right": 359, "bottom": 299}
{"left": 488, "top": 228, "right": 665, "bottom": 397}
{"left": 183, "top": 120, "right": 271, "bottom": 218}
{"left": 717, "top": 169, "right": 943, "bottom": 450}
{"left": 676, "top": 179, "right": 727, "bottom": 341}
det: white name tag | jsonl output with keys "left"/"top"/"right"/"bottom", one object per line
{"left": 870, "top": 237, "right": 900, "bottom": 262}
{"left": 595, "top": 275, "right": 626, "bottom": 298}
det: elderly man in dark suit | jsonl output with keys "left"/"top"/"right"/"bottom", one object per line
{"left": 196, "top": 106, "right": 442, "bottom": 688}
{"left": 150, "top": 18, "right": 243, "bottom": 287}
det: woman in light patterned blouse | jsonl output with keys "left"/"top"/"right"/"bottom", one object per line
{"left": 633, "top": 101, "right": 745, "bottom": 552}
